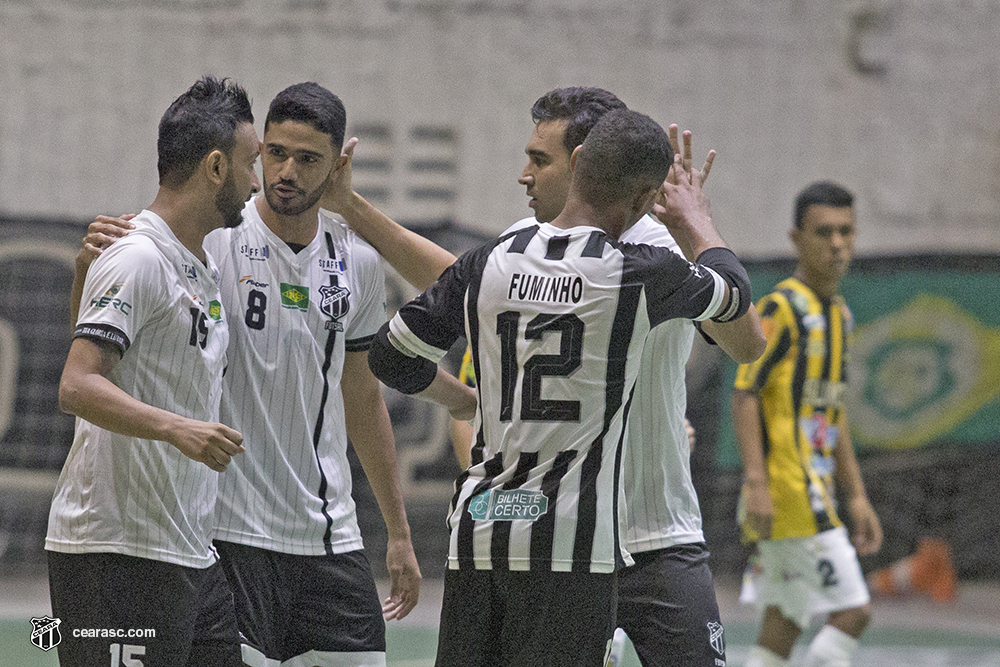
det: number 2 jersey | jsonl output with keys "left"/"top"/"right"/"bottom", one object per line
{"left": 385, "top": 223, "right": 726, "bottom": 573}
{"left": 46, "top": 210, "right": 229, "bottom": 568}
{"left": 207, "top": 198, "right": 387, "bottom": 556}
{"left": 734, "top": 276, "right": 852, "bottom": 541}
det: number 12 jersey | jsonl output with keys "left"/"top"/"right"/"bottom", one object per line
{"left": 387, "top": 223, "right": 726, "bottom": 573}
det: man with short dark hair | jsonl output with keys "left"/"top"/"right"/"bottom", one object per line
{"left": 334, "top": 86, "right": 764, "bottom": 667}
{"left": 369, "top": 109, "right": 753, "bottom": 667}
{"left": 76, "top": 82, "right": 437, "bottom": 667}
{"left": 734, "top": 181, "right": 883, "bottom": 667}
{"left": 47, "top": 75, "right": 259, "bottom": 667}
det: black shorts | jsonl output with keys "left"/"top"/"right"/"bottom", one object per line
{"left": 617, "top": 543, "right": 727, "bottom": 666}
{"left": 435, "top": 568, "right": 617, "bottom": 667}
{"left": 214, "top": 541, "right": 385, "bottom": 665}
{"left": 47, "top": 550, "right": 243, "bottom": 667}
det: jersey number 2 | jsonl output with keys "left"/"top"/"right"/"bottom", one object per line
{"left": 496, "top": 311, "right": 583, "bottom": 422}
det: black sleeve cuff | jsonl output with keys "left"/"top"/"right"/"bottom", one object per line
{"left": 368, "top": 322, "right": 438, "bottom": 395}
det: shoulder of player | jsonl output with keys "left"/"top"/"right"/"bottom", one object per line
{"left": 499, "top": 215, "right": 538, "bottom": 236}
{"left": 618, "top": 214, "right": 679, "bottom": 249}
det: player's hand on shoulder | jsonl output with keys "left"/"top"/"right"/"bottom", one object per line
{"left": 320, "top": 136, "right": 359, "bottom": 215}
{"left": 78, "top": 214, "right": 136, "bottom": 268}
{"left": 742, "top": 478, "right": 773, "bottom": 540}
{"left": 167, "top": 418, "right": 245, "bottom": 473}
{"left": 383, "top": 536, "right": 421, "bottom": 621}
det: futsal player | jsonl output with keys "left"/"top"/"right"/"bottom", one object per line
{"left": 47, "top": 76, "right": 259, "bottom": 667}
{"left": 369, "top": 109, "right": 753, "bottom": 667}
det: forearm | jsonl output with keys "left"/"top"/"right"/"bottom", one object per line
{"left": 416, "top": 368, "right": 477, "bottom": 420}
{"left": 60, "top": 366, "right": 182, "bottom": 443}
{"left": 69, "top": 259, "right": 89, "bottom": 331}
{"left": 699, "top": 304, "right": 766, "bottom": 364}
{"left": 338, "top": 192, "right": 456, "bottom": 291}
{"left": 732, "top": 390, "right": 768, "bottom": 485}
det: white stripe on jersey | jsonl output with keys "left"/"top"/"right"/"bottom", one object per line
{"left": 390, "top": 222, "right": 724, "bottom": 573}
{"left": 207, "top": 199, "right": 387, "bottom": 556}
{"left": 46, "top": 210, "right": 228, "bottom": 569}
{"left": 506, "top": 215, "right": 707, "bottom": 553}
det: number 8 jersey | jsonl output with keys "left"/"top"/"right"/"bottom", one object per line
{"left": 206, "top": 198, "right": 387, "bottom": 556}
{"left": 386, "top": 223, "right": 726, "bottom": 573}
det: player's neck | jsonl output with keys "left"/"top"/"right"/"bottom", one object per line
{"left": 793, "top": 266, "right": 840, "bottom": 300}
{"left": 256, "top": 197, "right": 319, "bottom": 248}
{"left": 552, "top": 196, "right": 629, "bottom": 240}
{"left": 148, "top": 189, "right": 214, "bottom": 263}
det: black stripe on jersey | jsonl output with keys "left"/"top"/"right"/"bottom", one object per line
{"left": 544, "top": 235, "right": 570, "bottom": 260}
{"left": 611, "top": 386, "right": 636, "bottom": 571}
{"left": 581, "top": 231, "right": 607, "bottom": 258}
{"left": 457, "top": 453, "right": 505, "bottom": 569}
{"left": 753, "top": 328, "right": 791, "bottom": 392}
{"left": 571, "top": 275, "right": 643, "bottom": 571}
{"left": 345, "top": 334, "right": 375, "bottom": 352}
{"left": 529, "top": 449, "right": 578, "bottom": 567}
{"left": 759, "top": 299, "right": 780, "bottom": 319}
{"left": 310, "top": 231, "right": 342, "bottom": 554}
{"left": 507, "top": 226, "right": 539, "bottom": 254}
{"left": 820, "top": 298, "right": 832, "bottom": 383}
{"left": 490, "top": 451, "right": 539, "bottom": 568}
{"left": 74, "top": 323, "right": 131, "bottom": 356}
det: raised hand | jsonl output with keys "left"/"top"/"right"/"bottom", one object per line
{"left": 321, "top": 136, "right": 360, "bottom": 215}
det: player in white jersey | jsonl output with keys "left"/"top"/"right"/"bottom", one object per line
{"left": 79, "top": 83, "right": 457, "bottom": 667}
{"left": 48, "top": 77, "right": 259, "bottom": 667}
{"left": 333, "top": 87, "right": 764, "bottom": 667}
{"left": 369, "top": 109, "right": 755, "bottom": 667}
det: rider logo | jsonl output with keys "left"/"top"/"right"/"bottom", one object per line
{"left": 707, "top": 621, "right": 725, "bottom": 657}
{"left": 30, "top": 616, "right": 62, "bottom": 651}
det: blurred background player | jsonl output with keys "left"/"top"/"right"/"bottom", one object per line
{"left": 733, "top": 181, "right": 883, "bottom": 667}
{"left": 77, "top": 82, "right": 423, "bottom": 667}
{"left": 369, "top": 109, "right": 752, "bottom": 666}
{"left": 331, "top": 86, "right": 764, "bottom": 667}
{"left": 48, "top": 76, "right": 258, "bottom": 667}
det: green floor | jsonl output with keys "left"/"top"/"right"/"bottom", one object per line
{"left": 4, "top": 620, "right": 999, "bottom": 666}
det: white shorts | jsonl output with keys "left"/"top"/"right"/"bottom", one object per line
{"left": 739, "top": 526, "right": 870, "bottom": 629}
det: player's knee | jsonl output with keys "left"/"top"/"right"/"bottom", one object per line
{"left": 828, "top": 604, "right": 870, "bottom": 637}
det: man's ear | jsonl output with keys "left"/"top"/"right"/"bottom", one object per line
{"left": 790, "top": 227, "right": 800, "bottom": 250}
{"left": 634, "top": 187, "right": 658, "bottom": 218}
{"left": 204, "top": 149, "right": 228, "bottom": 186}
{"left": 569, "top": 145, "right": 583, "bottom": 173}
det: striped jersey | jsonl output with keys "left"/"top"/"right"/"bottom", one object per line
{"left": 46, "top": 210, "right": 229, "bottom": 569}
{"left": 506, "top": 216, "right": 705, "bottom": 553}
{"left": 388, "top": 222, "right": 726, "bottom": 573}
{"left": 208, "top": 198, "right": 387, "bottom": 555}
{"left": 734, "top": 277, "right": 852, "bottom": 541}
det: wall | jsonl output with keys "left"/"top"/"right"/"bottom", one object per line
{"left": 1, "top": 0, "right": 999, "bottom": 256}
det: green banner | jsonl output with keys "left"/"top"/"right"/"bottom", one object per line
{"left": 716, "top": 256, "right": 1000, "bottom": 467}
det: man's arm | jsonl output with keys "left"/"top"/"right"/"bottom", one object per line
{"left": 700, "top": 307, "right": 766, "bottom": 364}
{"left": 59, "top": 337, "right": 244, "bottom": 472}
{"left": 341, "top": 350, "right": 421, "bottom": 621}
{"left": 832, "top": 410, "right": 883, "bottom": 556}
{"left": 322, "top": 138, "right": 456, "bottom": 291}
{"left": 732, "top": 388, "right": 772, "bottom": 540}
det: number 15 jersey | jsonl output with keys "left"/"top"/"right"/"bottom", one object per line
{"left": 387, "top": 223, "right": 726, "bottom": 573}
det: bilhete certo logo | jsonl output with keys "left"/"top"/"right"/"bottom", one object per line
{"left": 30, "top": 616, "right": 62, "bottom": 651}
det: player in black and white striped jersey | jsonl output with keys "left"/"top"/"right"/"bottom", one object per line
{"left": 47, "top": 77, "right": 260, "bottom": 667}
{"left": 369, "top": 109, "right": 753, "bottom": 666}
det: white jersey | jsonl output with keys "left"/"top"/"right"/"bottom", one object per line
{"left": 46, "top": 210, "right": 229, "bottom": 569}
{"left": 208, "top": 198, "right": 387, "bottom": 556}
{"left": 507, "top": 216, "right": 705, "bottom": 553}
{"left": 388, "top": 222, "right": 725, "bottom": 573}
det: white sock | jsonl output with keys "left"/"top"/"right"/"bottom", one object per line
{"left": 745, "top": 645, "right": 789, "bottom": 667}
{"left": 803, "top": 625, "right": 858, "bottom": 667}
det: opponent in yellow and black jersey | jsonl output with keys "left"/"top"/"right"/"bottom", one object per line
{"left": 734, "top": 276, "right": 853, "bottom": 541}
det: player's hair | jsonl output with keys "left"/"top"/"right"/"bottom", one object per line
{"left": 531, "top": 87, "right": 628, "bottom": 156}
{"left": 573, "top": 109, "right": 673, "bottom": 208}
{"left": 265, "top": 82, "right": 346, "bottom": 151}
{"left": 157, "top": 76, "right": 254, "bottom": 189}
{"left": 793, "top": 181, "right": 854, "bottom": 229}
